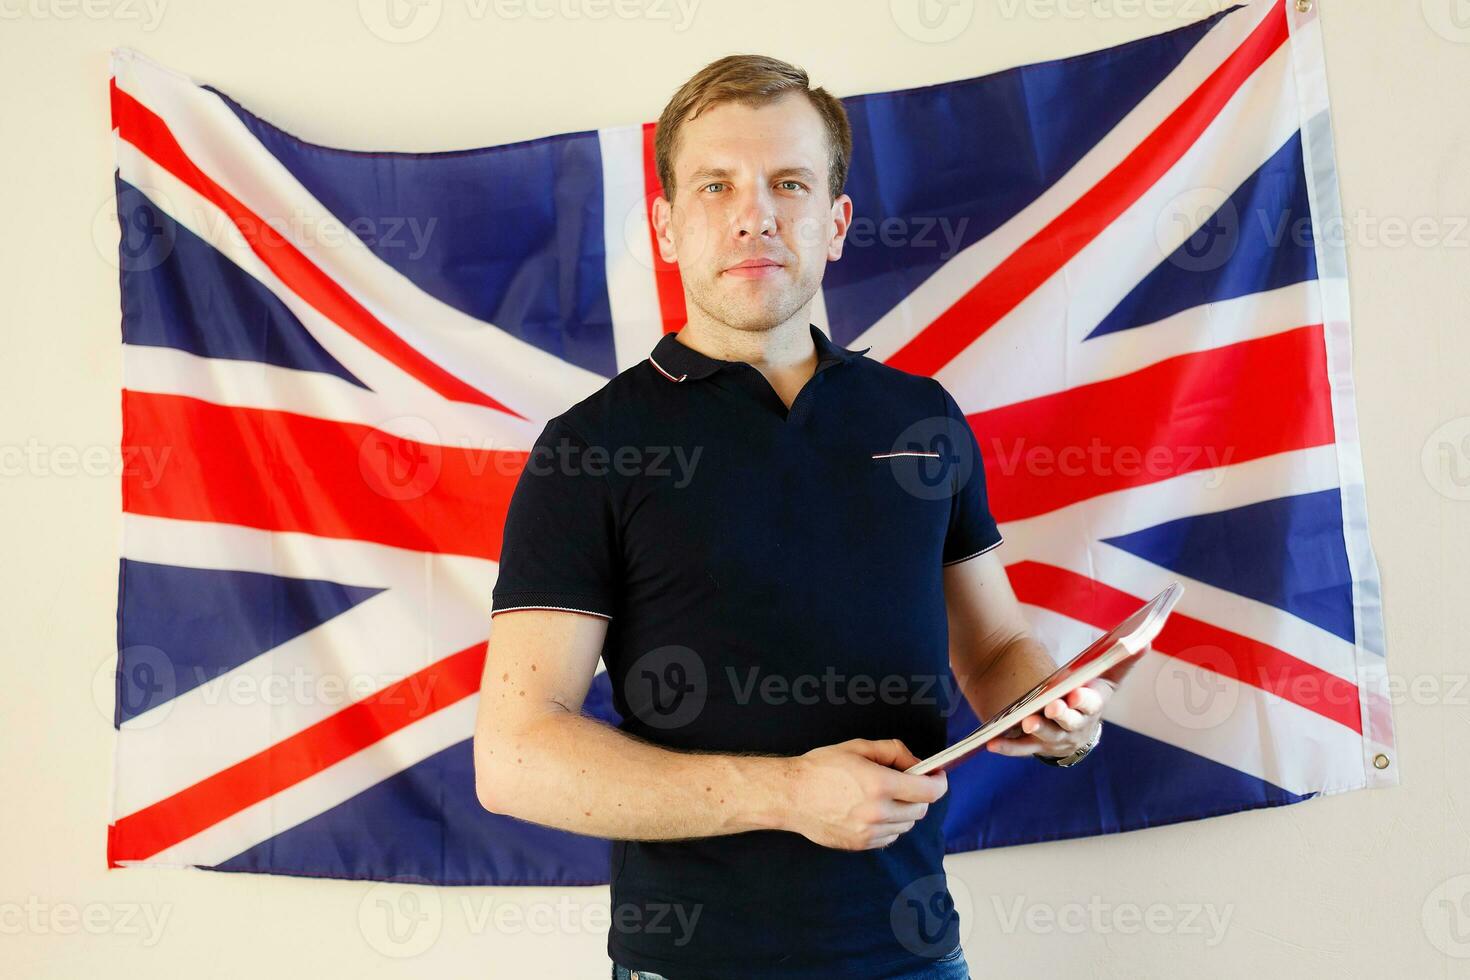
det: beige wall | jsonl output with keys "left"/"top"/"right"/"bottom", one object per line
{"left": 2, "top": 0, "right": 1466, "bottom": 976}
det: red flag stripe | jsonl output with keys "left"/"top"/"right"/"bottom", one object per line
{"left": 109, "top": 80, "right": 523, "bottom": 420}
{"left": 642, "top": 121, "right": 687, "bottom": 335}
{"left": 107, "top": 642, "right": 487, "bottom": 864}
{"left": 972, "top": 324, "right": 1335, "bottom": 522}
{"left": 1008, "top": 560, "right": 1364, "bottom": 734}
{"left": 122, "top": 390, "right": 523, "bottom": 561}
{"left": 887, "top": 0, "right": 1290, "bottom": 376}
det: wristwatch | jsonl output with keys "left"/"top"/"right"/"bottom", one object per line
{"left": 1036, "top": 720, "right": 1102, "bottom": 768}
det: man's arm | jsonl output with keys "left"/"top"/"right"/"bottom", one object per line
{"left": 942, "top": 550, "right": 1127, "bottom": 759}
{"left": 473, "top": 607, "right": 947, "bottom": 850}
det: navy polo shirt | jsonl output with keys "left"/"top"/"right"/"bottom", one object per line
{"left": 490, "top": 323, "right": 1003, "bottom": 979}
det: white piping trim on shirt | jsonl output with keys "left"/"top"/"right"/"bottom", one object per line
{"left": 871, "top": 451, "right": 942, "bottom": 459}
{"left": 490, "top": 604, "right": 613, "bottom": 620}
{"left": 648, "top": 354, "right": 688, "bottom": 383}
{"left": 941, "top": 535, "right": 1004, "bottom": 566}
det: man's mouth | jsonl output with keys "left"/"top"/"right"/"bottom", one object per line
{"left": 722, "top": 258, "right": 784, "bottom": 279}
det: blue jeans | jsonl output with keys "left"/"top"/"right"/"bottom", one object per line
{"left": 611, "top": 943, "right": 971, "bottom": 979}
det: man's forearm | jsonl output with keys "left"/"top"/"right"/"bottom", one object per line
{"left": 475, "top": 709, "right": 798, "bottom": 841}
{"left": 954, "top": 632, "right": 1058, "bottom": 722}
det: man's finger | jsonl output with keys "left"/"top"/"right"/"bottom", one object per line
{"left": 887, "top": 770, "right": 949, "bottom": 803}
{"left": 852, "top": 738, "right": 921, "bottom": 770}
{"left": 876, "top": 800, "right": 931, "bottom": 823}
{"left": 1021, "top": 716, "right": 1068, "bottom": 742}
{"left": 986, "top": 734, "right": 1043, "bottom": 756}
{"left": 1066, "top": 685, "right": 1106, "bottom": 715}
{"left": 1043, "top": 699, "right": 1088, "bottom": 732}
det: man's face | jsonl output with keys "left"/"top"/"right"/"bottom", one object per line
{"left": 654, "top": 92, "right": 852, "bottom": 334}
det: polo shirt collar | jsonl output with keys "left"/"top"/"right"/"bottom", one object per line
{"left": 648, "top": 323, "right": 871, "bottom": 383}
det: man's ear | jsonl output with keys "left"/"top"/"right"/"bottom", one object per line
{"left": 827, "top": 192, "right": 854, "bottom": 262}
{"left": 650, "top": 195, "right": 679, "bottom": 265}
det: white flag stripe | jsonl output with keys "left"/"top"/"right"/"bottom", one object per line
{"left": 114, "top": 139, "right": 547, "bottom": 450}
{"left": 115, "top": 535, "right": 493, "bottom": 817}
{"left": 1056, "top": 43, "right": 1300, "bottom": 343}
{"left": 114, "top": 49, "right": 606, "bottom": 423}
{"left": 114, "top": 578, "right": 489, "bottom": 817}
{"left": 1021, "top": 604, "right": 1366, "bottom": 796}
{"left": 1286, "top": 6, "right": 1394, "bottom": 776}
{"left": 947, "top": 281, "right": 1321, "bottom": 417}
{"left": 128, "top": 696, "right": 478, "bottom": 868}
{"left": 996, "top": 444, "right": 1364, "bottom": 684}
{"left": 997, "top": 442, "right": 1341, "bottom": 544}
{"left": 121, "top": 341, "right": 542, "bottom": 454}
{"left": 116, "top": 514, "right": 618, "bottom": 828}
{"left": 599, "top": 124, "right": 668, "bottom": 372}
{"left": 846, "top": 0, "right": 1278, "bottom": 364}
{"left": 124, "top": 340, "right": 383, "bottom": 431}
{"left": 1043, "top": 536, "right": 1361, "bottom": 688}
{"left": 936, "top": 36, "right": 1300, "bottom": 406}
{"left": 121, "top": 511, "right": 487, "bottom": 584}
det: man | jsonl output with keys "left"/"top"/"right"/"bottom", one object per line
{"left": 474, "top": 54, "right": 1121, "bottom": 980}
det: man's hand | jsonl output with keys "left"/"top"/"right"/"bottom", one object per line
{"left": 783, "top": 738, "right": 948, "bottom": 851}
{"left": 984, "top": 642, "right": 1150, "bottom": 759}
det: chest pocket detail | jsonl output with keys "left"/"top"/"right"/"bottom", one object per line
{"left": 869, "top": 448, "right": 960, "bottom": 507}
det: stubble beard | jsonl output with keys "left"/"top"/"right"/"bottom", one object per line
{"left": 685, "top": 260, "right": 823, "bottom": 335}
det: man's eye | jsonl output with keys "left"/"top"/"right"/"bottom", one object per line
{"left": 702, "top": 182, "right": 726, "bottom": 193}
{"left": 778, "top": 181, "right": 804, "bottom": 191}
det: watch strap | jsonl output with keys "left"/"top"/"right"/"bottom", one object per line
{"left": 1035, "top": 720, "right": 1102, "bottom": 767}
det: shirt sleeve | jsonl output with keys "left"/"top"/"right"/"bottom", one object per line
{"left": 935, "top": 381, "right": 1004, "bottom": 566}
{"left": 490, "top": 416, "right": 621, "bottom": 620}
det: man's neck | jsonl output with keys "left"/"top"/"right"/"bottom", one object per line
{"left": 675, "top": 314, "right": 817, "bottom": 373}
{"left": 676, "top": 314, "right": 820, "bottom": 410}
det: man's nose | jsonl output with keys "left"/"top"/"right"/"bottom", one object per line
{"left": 729, "top": 185, "right": 777, "bottom": 239}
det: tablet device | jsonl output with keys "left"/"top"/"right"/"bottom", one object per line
{"left": 905, "top": 581, "right": 1184, "bottom": 775}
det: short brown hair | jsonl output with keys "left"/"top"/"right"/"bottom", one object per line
{"left": 654, "top": 55, "right": 853, "bottom": 204}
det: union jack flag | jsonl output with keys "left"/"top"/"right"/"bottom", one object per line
{"left": 107, "top": 0, "right": 1395, "bottom": 884}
